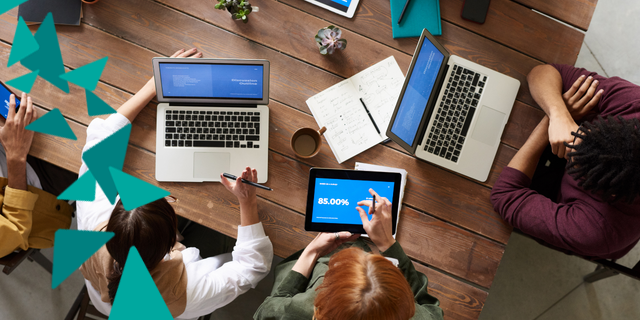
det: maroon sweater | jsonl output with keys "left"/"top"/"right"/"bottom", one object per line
{"left": 491, "top": 64, "right": 640, "bottom": 260}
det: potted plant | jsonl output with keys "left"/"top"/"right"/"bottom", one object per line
{"left": 214, "top": 0, "right": 258, "bottom": 23}
{"left": 315, "top": 25, "right": 347, "bottom": 55}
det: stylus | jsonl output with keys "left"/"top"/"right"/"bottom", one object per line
{"left": 223, "top": 173, "right": 273, "bottom": 191}
{"left": 360, "top": 98, "right": 382, "bottom": 136}
{"left": 372, "top": 194, "right": 376, "bottom": 214}
{"left": 398, "top": 0, "right": 412, "bottom": 24}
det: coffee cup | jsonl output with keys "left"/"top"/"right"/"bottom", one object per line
{"left": 291, "top": 126, "right": 327, "bottom": 158}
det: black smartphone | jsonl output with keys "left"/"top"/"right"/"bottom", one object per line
{"left": 461, "top": 0, "right": 491, "bottom": 24}
{"left": 0, "top": 81, "right": 20, "bottom": 119}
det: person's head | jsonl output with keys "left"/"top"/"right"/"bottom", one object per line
{"left": 313, "top": 247, "right": 415, "bottom": 320}
{"left": 565, "top": 115, "right": 640, "bottom": 204}
{"left": 105, "top": 198, "right": 178, "bottom": 303}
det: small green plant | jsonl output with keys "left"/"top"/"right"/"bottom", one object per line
{"left": 315, "top": 26, "right": 347, "bottom": 55}
{"left": 214, "top": 0, "right": 256, "bottom": 23}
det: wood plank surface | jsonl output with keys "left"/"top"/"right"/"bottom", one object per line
{"left": 0, "top": 0, "right": 598, "bottom": 316}
{"left": 440, "top": 0, "right": 584, "bottom": 65}
{"left": 0, "top": 25, "right": 505, "bottom": 288}
{"left": 513, "top": 0, "right": 597, "bottom": 30}
{"left": 161, "top": 0, "right": 541, "bottom": 107}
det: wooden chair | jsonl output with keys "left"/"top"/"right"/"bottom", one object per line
{"left": 0, "top": 248, "right": 52, "bottom": 275}
{"left": 65, "top": 285, "right": 214, "bottom": 320}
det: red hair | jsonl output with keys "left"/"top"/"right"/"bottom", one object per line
{"left": 314, "top": 247, "right": 415, "bottom": 320}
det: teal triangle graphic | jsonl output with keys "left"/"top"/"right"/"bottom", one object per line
{"left": 110, "top": 247, "right": 173, "bottom": 319}
{"left": 82, "top": 124, "right": 131, "bottom": 204}
{"left": 20, "top": 13, "right": 69, "bottom": 93}
{"left": 8, "top": 17, "right": 40, "bottom": 67}
{"left": 5, "top": 70, "right": 39, "bottom": 94}
{"left": 52, "top": 229, "right": 114, "bottom": 289}
{"left": 57, "top": 170, "right": 96, "bottom": 201}
{"left": 0, "top": 0, "right": 27, "bottom": 15}
{"left": 59, "top": 57, "right": 108, "bottom": 91}
{"left": 85, "top": 90, "right": 116, "bottom": 116}
{"left": 109, "top": 167, "right": 170, "bottom": 211}
{"left": 26, "top": 108, "right": 77, "bottom": 140}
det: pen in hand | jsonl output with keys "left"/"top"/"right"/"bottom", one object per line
{"left": 222, "top": 173, "right": 273, "bottom": 191}
{"left": 371, "top": 194, "right": 376, "bottom": 214}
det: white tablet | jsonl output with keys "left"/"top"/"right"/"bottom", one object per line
{"left": 305, "top": 0, "right": 360, "bottom": 18}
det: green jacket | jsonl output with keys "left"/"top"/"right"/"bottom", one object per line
{"left": 254, "top": 239, "right": 444, "bottom": 320}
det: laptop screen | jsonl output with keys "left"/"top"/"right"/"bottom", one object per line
{"left": 159, "top": 63, "right": 264, "bottom": 100}
{"left": 390, "top": 39, "right": 445, "bottom": 146}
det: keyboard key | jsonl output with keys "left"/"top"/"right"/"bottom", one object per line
{"left": 229, "top": 129, "right": 235, "bottom": 134}
{"left": 223, "top": 129, "right": 229, "bottom": 134}
{"left": 253, "top": 144, "right": 259, "bottom": 148}
{"left": 452, "top": 156, "right": 458, "bottom": 162}
{"left": 248, "top": 142, "right": 253, "bottom": 148}
{"left": 193, "top": 141, "right": 224, "bottom": 148}
{"left": 246, "top": 135, "right": 260, "bottom": 141}
{"left": 166, "top": 127, "right": 176, "bottom": 133}
{"left": 239, "top": 135, "right": 245, "bottom": 141}
{"left": 226, "top": 135, "right": 232, "bottom": 140}
{"left": 439, "top": 148, "right": 447, "bottom": 157}
{"left": 248, "top": 112, "right": 254, "bottom": 115}
{"left": 454, "top": 150, "right": 460, "bottom": 157}
{"left": 220, "top": 111, "right": 227, "bottom": 115}
{"left": 234, "top": 111, "right": 240, "bottom": 115}
{"left": 458, "top": 135, "right": 466, "bottom": 144}
{"left": 225, "top": 116, "right": 230, "bottom": 121}
{"left": 165, "top": 134, "right": 172, "bottom": 139}
{"left": 234, "top": 141, "right": 240, "bottom": 148}
{"left": 445, "top": 152, "right": 452, "bottom": 160}
{"left": 178, "top": 140, "right": 184, "bottom": 147}
{"left": 248, "top": 123, "right": 253, "bottom": 128}
{"left": 244, "top": 116, "right": 250, "bottom": 121}
{"left": 172, "top": 140, "right": 177, "bottom": 147}
{"left": 235, "top": 122, "right": 241, "bottom": 128}
{"left": 226, "top": 141, "right": 233, "bottom": 148}
{"left": 207, "top": 111, "right": 213, "bottom": 115}
{"left": 206, "top": 134, "right": 212, "bottom": 140}
{"left": 179, "top": 110, "right": 186, "bottom": 114}
{"left": 241, "top": 144, "right": 246, "bottom": 148}
{"left": 254, "top": 123, "right": 260, "bottom": 131}
{"left": 192, "top": 111, "right": 199, "bottom": 114}
{"left": 212, "top": 135, "right": 218, "bottom": 140}
{"left": 172, "top": 115, "right": 178, "bottom": 120}
{"left": 195, "top": 122, "right": 201, "bottom": 127}
{"left": 199, "top": 134, "right": 205, "bottom": 140}
{"left": 241, "top": 112, "right": 247, "bottom": 115}
{"left": 216, "top": 128, "right": 222, "bottom": 134}
{"left": 231, "top": 116, "right": 237, "bottom": 121}
{"left": 165, "top": 140, "right": 170, "bottom": 146}
{"left": 479, "top": 82, "right": 485, "bottom": 88}
{"left": 185, "top": 140, "right": 192, "bottom": 147}
{"left": 185, "top": 115, "right": 192, "bottom": 121}
{"left": 166, "top": 114, "right": 171, "bottom": 120}
{"left": 179, "top": 115, "right": 185, "bottom": 120}
{"left": 233, "top": 135, "right": 239, "bottom": 141}
{"left": 254, "top": 112, "right": 260, "bottom": 116}
{"left": 434, "top": 146, "right": 441, "bottom": 154}
{"left": 199, "top": 115, "right": 205, "bottom": 121}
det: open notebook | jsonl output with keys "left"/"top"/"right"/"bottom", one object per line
{"left": 306, "top": 56, "right": 404, "bottom": 163}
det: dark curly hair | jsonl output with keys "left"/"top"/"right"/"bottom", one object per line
{"left": 565, "top": 115, "right": 640, "bottom": 204}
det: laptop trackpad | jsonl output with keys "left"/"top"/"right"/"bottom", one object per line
{"left": 470, "top": 106, "right": 506, "bottom": 146}
{"left": 193, "top": 152, "right": 230, "bottom": 179}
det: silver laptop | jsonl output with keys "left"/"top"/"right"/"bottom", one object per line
{"left": 387, "top": 29, "right": 520, "bottom": 182}
{"left": 152, "top": 58, "right": 270, "bottom": 183}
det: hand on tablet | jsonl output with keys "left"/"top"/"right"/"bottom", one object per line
{"left": 357, "top": 188, "right": 396, "bottom": 252}
{"left": 293, "top": 231, "right": 359, "bottom": 278}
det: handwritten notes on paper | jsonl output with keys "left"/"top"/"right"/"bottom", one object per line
{"left": 306, "top": 56, "right": 405, "bottom": 163}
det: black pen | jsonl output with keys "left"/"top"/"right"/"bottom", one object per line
{"left": 359, "top": 98, "right": 382, "bottom": 136}
{"left": 223, "top": 173, "right": 273, "bottom": 191}
{"left": 398, "top": 0, "right": 412, "bottom": 24}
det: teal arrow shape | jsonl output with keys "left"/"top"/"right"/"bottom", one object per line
{"left": 0, "top": 0, "right": 28, "bottom": 16}
{"left": 85, "top": 90, "right": 116, "bottom": 116}
{"left": 25, "top": 108, "right": 77, "bottom": 140}
{"left": 5, "top": 70, "right": 39, "bottom": 94}
{"left": 109, "top": 167, "right": 170, "bottom": 211}
{"left": 8, "top": 16, "right": 40, "bottom": 67}
{"left": 82, "top": 124, "right": 131, "bottom": 204}
{"left": 59, "top": 57, "right": 108, "bottom": 91}
{"left": 57, "top": 170, "right": 96, "bottom": 201}
{"left": 110, "top": 247, "right": 173, "bottom": 319}
{"left": 52, "top": 229, "right": 114, "bottom": 289}
{"left": 20, "top": 13, "right": 69, "bottom": 93}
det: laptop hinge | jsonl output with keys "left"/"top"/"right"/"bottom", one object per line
{"left": 168, "top": 103, "right": 258, "bottom": 108}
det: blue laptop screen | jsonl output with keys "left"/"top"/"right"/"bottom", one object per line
{"left": 390, "top": 39, "right": 445, "bottom": 146}
{"left": 159, "top": 63, "right": 264, "bottom": 99}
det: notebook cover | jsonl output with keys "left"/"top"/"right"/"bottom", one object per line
{"left": 18, "top": 0, "right": 82, "bottom": 26}
{"left": 390, "top": 0, "right": 441, "bottom": 38}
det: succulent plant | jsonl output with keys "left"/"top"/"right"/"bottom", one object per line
{"left": 315, "top": 25, "right": 347, "bottom": 55}
{"left": 214, "top": 0, "right": 256, "bottom": 23}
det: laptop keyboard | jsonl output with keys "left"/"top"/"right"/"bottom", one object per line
{"left": 164, "top": 110, "right": 262, "bottom": 149}
{"left": 423, "top": 64, "right": 486, "bottom": 163}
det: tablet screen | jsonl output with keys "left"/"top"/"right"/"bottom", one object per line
{"left": 312, "top": 178, "right": 394, "bottom": 225}
{"left": 305, "top": 168, "right": 402, "bottom": 234}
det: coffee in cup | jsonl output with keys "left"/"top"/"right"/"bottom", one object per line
{"left": 291, "top": 126, "right": 327, "bottom": 158}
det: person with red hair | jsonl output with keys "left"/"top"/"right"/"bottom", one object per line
{"left": 254, "top": 189, "right": 444, "bottom": 320}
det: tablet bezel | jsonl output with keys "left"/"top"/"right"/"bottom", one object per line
{"left": 305, "top": 168, "right": 402, "bottom": 235}
{"left": 304, "top": 0, "right": 360, "bottom": 19}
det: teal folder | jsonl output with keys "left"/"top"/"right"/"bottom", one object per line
{"left": 390, "top": 0, "right": 442, "bottom": 38}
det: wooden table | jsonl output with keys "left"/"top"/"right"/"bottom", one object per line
{"left": 0, "top": 0, "right": 597, "bottom": 318}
